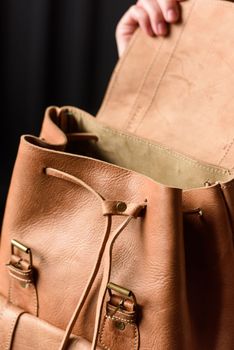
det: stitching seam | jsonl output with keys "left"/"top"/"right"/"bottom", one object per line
{"left": 99, "top": 315, "right": 139, "bottom": 350}
{"left": 8, "top": 273, "right": 32, "bottom": 283}
{"left": 99, "top": 32, "right": 139, "bottom": 117}
{"left": 107, "top": 315, "right": 135, "bottom": 325}
{"left": 124, "top": 40, "right": 164, "bottom": 131}
{"left": 100, "top": 126, "right": 231, "bottom": 175}
{"left": 134, "top": 1, "right": 197, "bottom": 132}
{"left": 218, "top": 138, "right": 234, "bottom": 167}
{"left": 134, "top": 324, "right": 139, "bottom": 350}
{"left": 99, "top": 316, "right": 110, "bottom": 350}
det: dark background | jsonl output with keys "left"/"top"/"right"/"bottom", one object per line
{"left": 0, "top": 0, "right": 134, "bottom": 221}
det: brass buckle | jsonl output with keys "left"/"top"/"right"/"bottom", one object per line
{"left": 107, "top": 282, "right": 137, "bottom": 330}
{"left": 107, "top": 282, "right": 137, "bottom": 317}
{"left": 11, "top": 239, "right": 33, "bottom": 268}
{"left": 107, "top": 282, "right": 134, "bottom": 299}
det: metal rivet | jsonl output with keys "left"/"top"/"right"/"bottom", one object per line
{"left": 20, "top": 282, "right": 28, "bottom": 289}
{"left": 115, "top": 321, "right": 125, "bottom": 331}
{"left": 116, "top": 202, "right": 127, "bottom": 213}
{"left": 198, "top": 209, "right": 203, "bottom": 217}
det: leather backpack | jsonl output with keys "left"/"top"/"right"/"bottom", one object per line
{"left": 0, "top": 0, "right": 234, "bottom": 349}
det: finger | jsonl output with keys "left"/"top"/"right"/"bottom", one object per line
{"left": 116, "top": 5, "right": 154, "bottom": 39}
{"left": 116, "top": 5, "right": 154, "bottom": 56}
{"left": 157, "top": 0, "right": 182, "bottom": 23}
{"left": 137, "top": 0, "right": 168, "bottom": 36}
{"left": 128, "top": 5, "right": 155, "bottom": 37}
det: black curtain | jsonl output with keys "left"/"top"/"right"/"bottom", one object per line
{"left": 0, "top": 0, "right": 134, "bottom": 220}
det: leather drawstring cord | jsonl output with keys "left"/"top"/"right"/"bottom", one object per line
{"left": 44, "top": 168, "right": 146, "bottom": 350}
{"left": 90, "top": 215, "right": 140, "bottom": 349}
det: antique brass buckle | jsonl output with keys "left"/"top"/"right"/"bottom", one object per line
{"left": 11, "top": 239, "right": 33, "bottom": 268}
{"left": 6, "top": 239, "right": 34, "bottom": 288}
{"left": 107, "top": 282, "right": 137, "bottom": 317}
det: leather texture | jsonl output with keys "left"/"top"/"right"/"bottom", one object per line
{"left": 0, "top": 294, "right": 102, "bottom": 350}
{"left": 0, "top": 105, "right": 233, "bottom": 349}
{"left": 98, "top": 0, "right": 234, "bottom": 170}
{"left": 1, "top": 0, "right": 234, "bottom": 348}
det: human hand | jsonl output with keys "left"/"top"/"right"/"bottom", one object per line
{"left": 116, "top": 0, "right": 186, "bottom": 57}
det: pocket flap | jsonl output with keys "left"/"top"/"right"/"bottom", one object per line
{"left": 0, "top": 294, "right": 102, "bottom": 350}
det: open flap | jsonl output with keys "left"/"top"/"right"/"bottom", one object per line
{"left": 97, "top": 0, "right": 234, "bottom": 170}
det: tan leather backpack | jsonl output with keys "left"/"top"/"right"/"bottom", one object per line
{"left": 0, "top": 1, "right": 234, "bottom": 349}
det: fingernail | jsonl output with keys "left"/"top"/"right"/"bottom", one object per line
{"left": 157, "top": 22, "right": 167, "bottom": 36}
{"left": 167, "top": 8, "right": 178, "bottom": 22}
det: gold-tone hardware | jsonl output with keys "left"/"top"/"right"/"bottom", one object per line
{"left": 198, "top": 209, "right": 203, "bottom": 217}
{"left": 14, "top": 258, "right": 23, "bottom": 268}
{"left": 204, "top": 180, "right": 220, "bottom": 187}
{"left": 115, "top": 321, "right": 125, "bottom": 331}
{"left": 184, "top": 208, "right": 203, "bottom": 217}
{"left": 109, "top": 298, "right": 125, "bottom": 318}
{"left": 11, "top": 240, "right": 29, "bottom": 253}
{"left": 108, "top": 282, "right": 131, "bottom": 298}
{"left": 20, "top": 282, "right": 28, "bottom": 289}
{"left": 64, "top": 110, "right": 73, "bottom": 117}
{"left": 116, "top": 201, "right": 127, "bottom": 213}
{"left": 11, "top": 239, "right": 33, "bottom": 267}
{"left": 107, "top": 282, "right": 137, "bottom": 306}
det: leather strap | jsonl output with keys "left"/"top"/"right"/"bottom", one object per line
{"left": 0, "top": 294, "right": 104, "bottom": 350}
{"left": 6, "top": 253, "right": 39, "bottom": 316}
{"left": 44, "top": 168, "right": 146, "bottom": 350}
{"left": 0, "top": 299, "right": 25, "bottom": 350}
{"left": 90, "top": 214, "right": 142, "bottom": 349}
